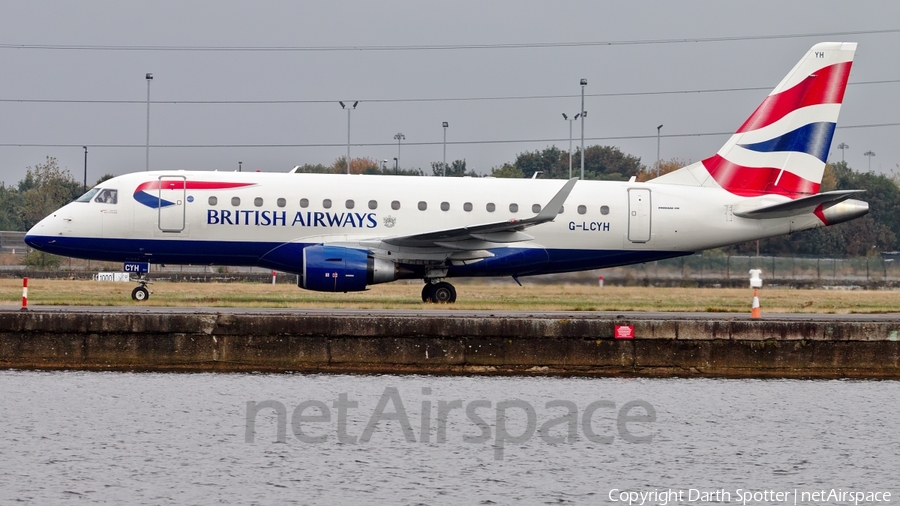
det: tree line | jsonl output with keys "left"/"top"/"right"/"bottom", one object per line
{"left": 0, "top": 157, "right": 88, "bottom": 231}
{"left": 3, "top": 149, "right": 899, "bottom": 257}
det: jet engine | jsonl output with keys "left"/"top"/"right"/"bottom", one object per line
{"left": 300, "top": 245, "right": 398, "bottom": 292}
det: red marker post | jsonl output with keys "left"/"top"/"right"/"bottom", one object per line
{"left": 749, "top": 269, "right": 762, "bottom": 319}
{"left": 21, "top": 277, "right": 28, "bottom": 311}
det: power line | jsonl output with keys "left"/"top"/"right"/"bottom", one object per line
{"left": 0, "top": 79, "right": 896, "bottom": 105}
{"left": 1, "top": 28, "right": 898, "bottom": 52}
{"left": 2, "top": 122, "right": 897, "bottom": 150}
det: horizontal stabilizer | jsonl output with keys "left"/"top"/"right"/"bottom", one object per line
{"left": 733, "top": 190, "right": 864, "bottom": 219}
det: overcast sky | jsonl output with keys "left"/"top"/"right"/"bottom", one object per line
{"left": 1, "top": 1, "right": 898, "bottom": 187}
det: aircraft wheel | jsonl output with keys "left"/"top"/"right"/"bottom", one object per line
{"left": 430, "top": 282, "right": 457, "bottom": 303}
{"left": 421, "top": 283, "right": 435, "bottom": 303}
{"left": 132, "top": 286, "right": 150, "bottom": 302}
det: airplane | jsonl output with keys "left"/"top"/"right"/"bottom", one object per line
{"left": 25, "top": 42, "right": 868, "bottom": 303}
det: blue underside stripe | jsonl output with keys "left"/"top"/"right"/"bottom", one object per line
{"left": 23, "top": 235, "right": 691, "bottom": 278}
{"left": 738, "top": 122, "right": 835, "bottom": 162}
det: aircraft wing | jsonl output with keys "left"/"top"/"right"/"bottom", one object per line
{"left": 362, "top": 178, "right": 577, "bottom": 250}
{"left": 733, "top": 190, "right": 865, "bottom": 219}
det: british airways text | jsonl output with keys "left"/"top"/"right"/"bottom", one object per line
{"left": 207, "top": 210, "right": 377, "bottom": 228}
{"left": 569, "top": 221, "right": 610, "bottom": 232}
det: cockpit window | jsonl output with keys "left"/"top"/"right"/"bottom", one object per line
{"left": 94, "top": 189, "right": 118, "bottom": 204}
{"left": 75, "top": 188, "right": 100, "bottom": 203}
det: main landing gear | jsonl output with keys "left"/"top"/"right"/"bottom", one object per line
{"left": 131, "top": 280, "right": 152, "bottom": 301}
{"left": 421, "top": 281, "right": 457, "bottom": 303}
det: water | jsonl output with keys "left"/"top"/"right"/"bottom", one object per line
{"left": 1, "top": 370, "right": 897, "bottom": 505}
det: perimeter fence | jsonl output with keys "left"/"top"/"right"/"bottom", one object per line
{"left": 575, "top": 253, "right": 900, "bottom": 288}
{"left": 2, "top": 226, "right": 900, "bottom": 289}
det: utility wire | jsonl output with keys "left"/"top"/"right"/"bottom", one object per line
{"left": 2, "top": 123, "right": 897, "bottom": 150}
{"left": 0, "top": 80, "right": 896, "bottom": 105}
{"left": 1, "top": 28, "right": 898, "bottom": 52}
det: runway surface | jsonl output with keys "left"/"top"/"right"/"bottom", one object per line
{"left": 4, "top": 305, "right": 900, "bottom": 322}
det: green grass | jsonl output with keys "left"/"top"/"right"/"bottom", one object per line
{"left": 3, "top": 279, "right": 900, "bottom": 313}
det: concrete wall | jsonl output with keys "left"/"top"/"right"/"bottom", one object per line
{"left": 1, "top": 310, "right": 899, "bottom": 378}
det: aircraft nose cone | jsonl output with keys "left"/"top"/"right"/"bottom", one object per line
{"left": 24, "top": 223, "right": 41, "bottom": 247}
{"left": 24, "top": 215, "right": 62, "bottom": 252}
{"left": 24, "top": 229, "right": 50, "bottom": 250}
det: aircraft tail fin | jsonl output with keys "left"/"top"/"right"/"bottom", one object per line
{"left": 654, "top": 42, "right": 857, "bottom": 198}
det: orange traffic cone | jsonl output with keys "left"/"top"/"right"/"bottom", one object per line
{"left": 751, "top": 288, "right": 761, "bottom": 318}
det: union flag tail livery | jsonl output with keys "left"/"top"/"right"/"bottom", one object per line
{"left": 24, "top": 43, "right": 869, "bottom": 303}
{"left": 657, "top": 42, "right": 856, "bottom": 198}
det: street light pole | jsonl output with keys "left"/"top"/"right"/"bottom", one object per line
{"left": 656, "top": 124, "right": 663, "bottom": 178}
{"left": 83, "top": 146, "right": 88, "bottom": 192}
{"left": 339, "top": 101, "right": 358, "bottom": 174}
{"left": 394, "top": 132, "right": 405, "bottom": 169}
{"left": 442, "top": 122, "right": 448, "bottom": 176}
{"left": 864, "top": 150, "right": 876, "bottom": 170}
{"left": 562, "top": 113, "right": 580, "bottom": 179}
{"left": 580, "top": 78, "right": 587, "bottom": 180}
{"left": 837, "top": 142, "right": 849, "bottom": 163}
{"left": 145, "top": 73, "right": 153, "bottom": 171}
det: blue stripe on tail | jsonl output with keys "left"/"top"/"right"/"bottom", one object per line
{"left": 738, "top": 122, "right": 835, "bottom": 163}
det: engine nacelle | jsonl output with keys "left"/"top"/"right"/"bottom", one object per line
{"left": 301, "top": 245, "right": 397, "bottom": 292}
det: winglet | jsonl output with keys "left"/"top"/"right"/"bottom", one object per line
{"left": 532, "top": 178, "right": 578, "bottom": 222}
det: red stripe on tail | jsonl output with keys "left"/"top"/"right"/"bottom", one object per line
{"left": 702, "top": 154, "right": 820, "bottom": 198}
{"left": 736, "top": 61, "right": 852, "bottom": 134}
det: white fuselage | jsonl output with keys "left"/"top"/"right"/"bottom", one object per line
{"left": 26, "top": 170, "right": 824, "bottom": 280}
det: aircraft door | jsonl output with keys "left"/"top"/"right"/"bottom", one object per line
{"left": 627, "top": 188, "right": 651, "bottom": 243}
{"left": 158, "top": 176, "right": 186, "bottom": 233}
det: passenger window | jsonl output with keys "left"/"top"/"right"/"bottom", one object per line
{"left": 391, "top": 200, "right": 401, "bottom": 210}
{"left": 418, "top": 201, "right": 427, "bottom": 211}
{"left": 532, "top": 204, "right": 541, "bottom": 213}
{"left": 277, "top": 198, "right": 286, "bottom": 208}
{"left": 368, "top": 200, "right": 378, "bottom": 210}
{"left": 509, "top": 203, "right": 518, "bottom": 213}
{"left": 300, "top": 198, "right": 309, "bottom": 208}
{"left": 208, "top": 196, "right": 218, "bottom": 206}
{"left": 232, "top": 197, "right": 241, "bottom": 206}
{"left": 463, "top": 202, "right": 473, "bottom": 212}
{"left": 440, "top": 202, "right": 450, "bottom": 211}
{"left": 254, "top": 197, "right": 263, "bottom": 207}
{"left": 95, "top": 189, "right": 118, "bottom": 204}
{"left": 577, "top": 205, "right": 587, "bottom": 215}
{"left": 600, "top": 205, "right": 610, "bottom": 215}
{"left": 346, "top": 199, "right": 355, "bottom": 209}
{"left": 486, "top": 203, "right": 495, "bottom": 212}
{"left": 323, "top": 199, "right": 332, "bottom": 209}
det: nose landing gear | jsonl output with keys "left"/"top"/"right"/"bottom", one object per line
{"left": 131, "top": 280, "right": 152, "bottom": 301}
{"left": 421, "top": 281, "right": 457, "bottom": 303}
